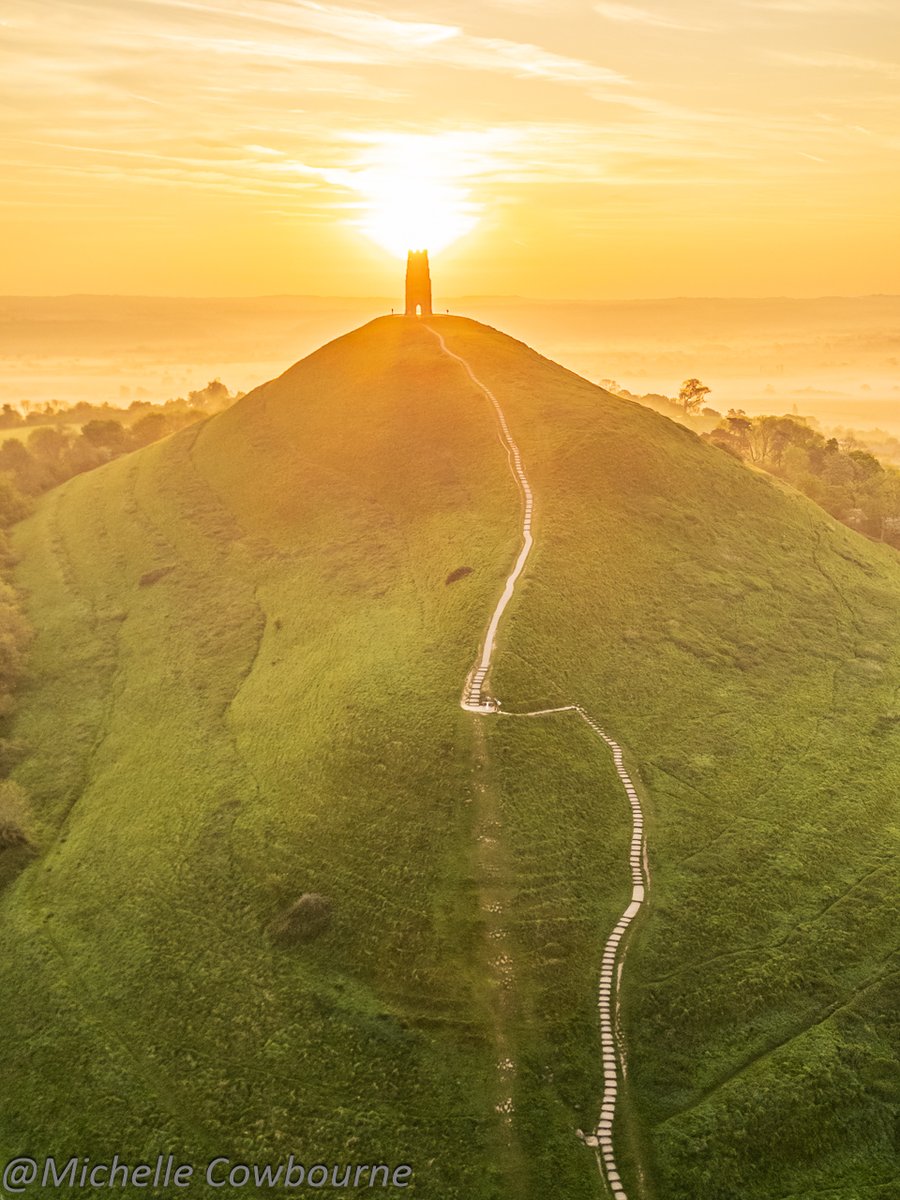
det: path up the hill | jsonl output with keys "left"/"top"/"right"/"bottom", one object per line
{"left": 429, "top": 322, "right": 650, "bottom": 1199}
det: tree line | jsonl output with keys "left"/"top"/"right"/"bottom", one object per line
{"left": 602, "top": 377, "right": 900, "bottom": 549}
{"left": 0, "top": 380, "right": 238, "bottom": 527}
{"left": 705, "top": 410, "right": 900, "bottom": 547}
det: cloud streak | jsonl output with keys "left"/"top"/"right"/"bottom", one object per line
{"left": 44, "top": 0, "right": 631, "bottom": 88}
{"left": 747, "top": 0, "right": 889, "bottom": 13}
{"left": 765, "top": 48, "right": 900, "bottom": 76}
{"left": 593, "top": 3, "right": 713, "bottom": 31}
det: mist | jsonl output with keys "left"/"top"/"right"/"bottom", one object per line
{"left": 2, "top": 295, "right": 898, "bottom": 447}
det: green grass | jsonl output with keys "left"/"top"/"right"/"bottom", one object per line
{"left": 481, "top": 712, "right": 634, "bottom": 1198}
{"left": 0, "top": 316, "right": 897, "bottom": 1199}
{"left": 440, "top": 317, "right": 900, "bottom": 1198}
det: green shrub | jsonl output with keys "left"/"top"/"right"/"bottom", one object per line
{"left": 269, "top": 893, "right": 333, "bottom": 945}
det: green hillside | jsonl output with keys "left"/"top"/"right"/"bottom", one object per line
{"left": 1, "top": 316, "right": 897, "bottom": 1199}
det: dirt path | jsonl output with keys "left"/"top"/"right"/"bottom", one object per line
{"left": 427, "top": 324, "right": 649, "bottom": 1199}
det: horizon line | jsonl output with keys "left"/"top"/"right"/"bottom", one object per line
{"left": 2, "top": 292, "right": 899, "bottom": 304}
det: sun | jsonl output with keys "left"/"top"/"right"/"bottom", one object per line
{"left": 350, "top": 134, "right": 479, "bottom": 259}
{"left": 361, "top": 175, "right": 475, "bottom": 258}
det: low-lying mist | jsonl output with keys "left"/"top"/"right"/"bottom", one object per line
{"left": 1, "top": 294, "right": 897, "bottom": 444}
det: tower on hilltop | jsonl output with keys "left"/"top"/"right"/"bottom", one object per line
{"left": 405, "top": 250, "right": 432, "bottom": 317}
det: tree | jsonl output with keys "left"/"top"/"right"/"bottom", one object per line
{"left": 0, "top": 406, "right": 23, "bottom": 430}
{"left": 847, "top": 449, "right": 882, "bottom": 482}
{"left": 679, "top": 378, "right": 711, "bottom": 414}
{"left": 865, "top": 471, "right": 900, "bottom": 544}
{"left": 724, "top": 409, "right": 752, "bottom": 454}
{"left": 0, "top": 440, "right": 43, "bottom": 496}
{"left": 0, "top": 476, "right": 30, "bottom": 527}
{"left": 28, "top": 426, "right": 70, "bottom": 462}
{"left": 81, "top": 419, "right": 127, "bottom": 451}
{"left": 129, "top": 412, "right": 172, "bottom": 448}
{"left": 187, "top": 379, "right": 231, "bottom": 411}
{"left": 27, "top": 427, "right": 72, "bottom": 488}
{"left": 600, "top": 379, "right": 625, "bottom": 396}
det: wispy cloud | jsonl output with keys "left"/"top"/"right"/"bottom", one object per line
{"left": 593, "top": 3, "right": 713, "bottom": 31}
{"left": 90, "top": 0, "right": 631, "bottom": 88}
{"left": 159, "top": 0, "right": 460, "bottom": 49}
{"left": 747, "top": 0, "right": 889, "bottom": 13}
{"left": 766, "top": 48, "right": 900, "bottom": 76}
{"left": 0, "top": 0, "right": 644, "bottom": 168}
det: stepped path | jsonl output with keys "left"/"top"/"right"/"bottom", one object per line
{"left": 427, "top": 324, "right": 649, "bottom": 1199}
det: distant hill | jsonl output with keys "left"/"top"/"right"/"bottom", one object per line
{"left": 0, "top": 317, "right": 897, "bottom": 1199}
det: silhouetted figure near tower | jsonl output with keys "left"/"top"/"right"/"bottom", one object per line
{"left": 405, "top": 250, "right": 432, "bottom": 316}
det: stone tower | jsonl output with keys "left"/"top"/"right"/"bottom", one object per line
{"left": 405, "top": 250, "right": 432, "bottom": 316}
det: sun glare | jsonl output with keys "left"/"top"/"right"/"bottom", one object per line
{"left": 351, "top": 134, "right": 479, "bottom": 259}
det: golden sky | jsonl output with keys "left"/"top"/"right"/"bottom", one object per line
{"left": 2, "top": 0, "right": 899, "bottom": 297}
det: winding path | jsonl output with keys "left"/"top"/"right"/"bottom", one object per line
{"left": 427, "top": 324, "right": 648, "bottom": 1199}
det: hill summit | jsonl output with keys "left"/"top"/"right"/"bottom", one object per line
{"left": 1, "top": 317, "right": 897, "bottom": 1200}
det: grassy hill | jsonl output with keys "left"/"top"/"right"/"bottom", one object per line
{"left": 1, "top": 316, "right": 897, "bottom": 1199}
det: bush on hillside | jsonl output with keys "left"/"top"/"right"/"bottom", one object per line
{"left": 139, "top": 565, "right": 175, "bottom": 588}
{"left": 0, "top": 478, "right": 31, "bottom": 528}
{"left": 81, "top": 419, "right": 128, "bottom": 451}
{"left": 269, "top": 893, "right": 333, "bottom": 946}
{"left": 130, "top": 412, "right": 173, "bottom": 447}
